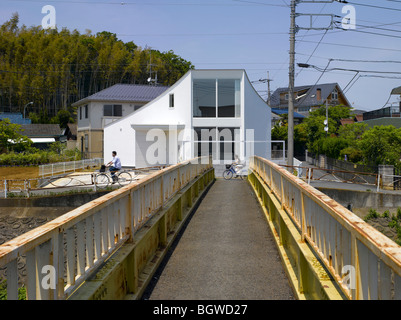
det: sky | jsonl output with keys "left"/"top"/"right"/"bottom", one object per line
{"left": 2, "top": 0, "right": 401, "bottom": 112}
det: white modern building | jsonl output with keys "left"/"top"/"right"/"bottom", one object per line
{"left": 104, "top": 69, "right": 271, "bottom": 168}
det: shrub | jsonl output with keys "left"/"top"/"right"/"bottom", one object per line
{"left": 364, "top": 208, "right": 379, "bottom": 221}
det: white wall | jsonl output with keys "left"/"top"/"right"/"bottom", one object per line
{"left": 104, "top": 69, "right": 271, "bottom": 168}
{"left": 103, "top": 116, "right": 136, "bottom": 167}
{"left": 104, "top": 72, "right": 193, "bottom": 167}
{"left": 243, "top": 72, "right": 271, "bottom": 160}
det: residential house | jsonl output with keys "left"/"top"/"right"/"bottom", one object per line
{"left": 103, "top": 69, "right": 271, "bottom": 169}
{"left": 71, "top": 84, "right": 169, "bottom": 159}
{"left": 270, "top": 83, "right": 352, "bottom": 116}
{"left": 360, "top": 85, "right": 401, "bottom": 128}
{"left": 62, "top": 123, "right": 78, "bottom": 150}
{"left": 271, "top": 108, "right": 305, "bottom": 127}
{"left": 20, "top": 124, "right": 62, "bottom": 149}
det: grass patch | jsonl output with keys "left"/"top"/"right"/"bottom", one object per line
{"left": 0, "top": 278, "right": 26, "bottom": 300}
{"left": 364, "top": 208, "right": 401, "bottom": 246}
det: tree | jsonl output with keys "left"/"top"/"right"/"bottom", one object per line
{"left": 358, "top": 125, "right": 401, "bottom": 169}
{"left": 271, "top": 117, "right": 308, "bottom": 157}
{"left": 50, "top": 109, "right": 73, "bottom": 128}
{"left": 0, "top": 14, "right": 194, "bottom": 122}
{"left": 0, "top": 119, "right": 31, "bottom": 153}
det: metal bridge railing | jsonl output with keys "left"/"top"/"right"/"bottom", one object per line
{"left": 250, "top": 156, "right": 401, "bottom": 300}
{"left": 39, "top": 158, "right": 104, "bottom": 178}
{"left": 0, "top": 156, "right": 212, "bottom": 300}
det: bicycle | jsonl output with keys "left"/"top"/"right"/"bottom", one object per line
{"left": 95, "top": 165, "right": 136, "bottom": 188}
{"left": 222, "top": 163, "right": 247, "bottom": 180}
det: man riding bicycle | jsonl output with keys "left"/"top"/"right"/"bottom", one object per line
{"left": 106, "top": 151, "right": 122, "bottom": 183}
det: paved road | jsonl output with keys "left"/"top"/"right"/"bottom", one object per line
{"left": 148, "top": 179, "right": 295, "bottom": 300}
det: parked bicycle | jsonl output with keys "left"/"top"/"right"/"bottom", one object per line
{"left": 95, "top": 165, "right": 137, "bottom": 188}
{"left": 222, "top": 163, "right": 247, "bottom": 180}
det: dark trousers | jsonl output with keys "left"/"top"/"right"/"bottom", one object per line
{"left": 109, "top": 166, "right": 120, "bottom": 180}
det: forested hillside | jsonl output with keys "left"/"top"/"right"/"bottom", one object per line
{"left": 0, "top": 13, "right": 194, "bottom": 123}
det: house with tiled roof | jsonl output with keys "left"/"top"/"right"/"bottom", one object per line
{"left": 270, "top": 83, "right": 351, "bottom": 116}
{"left": 71, "top": 84, "right": 170, "bottom": 158}
{"left": 19, "top": 124, "right": 62, "bottom": 149}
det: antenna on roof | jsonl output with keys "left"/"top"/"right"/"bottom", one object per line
{"left": 146, "top": 46, "right": 158, "bottom": 86}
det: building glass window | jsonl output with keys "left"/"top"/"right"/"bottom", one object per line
{"left": 114, "top": 105, "right": 122, "bottom": 116}
{"left": 84, "top": 134, "right": 89, "bottom": 152}
{"left": 84, "top": 105, "right": 88, "bottom": 118}
{"left": 104, "top": 104, "right": 122, "bottom": 117}
{"left": 218, "top": 79, "right": 240, "bottom": 118}
{"left": 193, "top": 79, "right": 216, "bottom": 117}
{"left": 218, "top": 127, "right": 240, "bottom": 161}
{"left": 331, "top": 89, "right": 338, "bottom": 100}
{"left": 193, "top": 126, "right": 240, "bottom": 161}
{"left": 193, "top": 79, "right": 241, "bottom": 118}
{"left": 169, "top": 94, "right": 174, "bottom": 108}
{"left": 194, "top": 127, "right": 216, "bottom": 159}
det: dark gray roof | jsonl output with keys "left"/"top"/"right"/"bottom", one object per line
{"left": 20, "top": 124, "right": 62, "bottom": 137}
{"left": 72, "top": 84, "right": 170, "bottom": 106}
{"left": 270, "top": 83, "right": 350, "bottom": 108}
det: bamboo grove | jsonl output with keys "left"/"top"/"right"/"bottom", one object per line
{"left": 0, "top": 13, "right": 194, "bottom": 123}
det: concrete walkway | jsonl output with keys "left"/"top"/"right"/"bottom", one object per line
{"left": 147, "top": 179, "right": 295, "bottom": 300}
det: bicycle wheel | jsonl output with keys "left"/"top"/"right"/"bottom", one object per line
{"left": 117, "top": 171, "right": 132, "bottom": 186}
{"left": 239, "top": 169, "right": 248, "bottom": 180}
{"left": 223, "top": 170, "right": 233, "bottom": 180}
{"left": 95, "top": 173, "right": 110, "bottom": 189}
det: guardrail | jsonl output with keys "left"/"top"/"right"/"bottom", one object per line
{"left": 0, "top": 156, "right": 212, "bottom": 300}
{"left": 280, "top": 165, "right": 379, "bottom": 187}
{"left": 0, "top": 166, "right": 169, "bottom": 198}
{"left": 250, "top": 156, "right": 401, "bottom": 300}
{"left": 39, "top": 158, "right": 103, "bottom": 178}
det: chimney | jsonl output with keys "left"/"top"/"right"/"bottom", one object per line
{"left": 316, "top": 88, "right": 322, "bottom": 102}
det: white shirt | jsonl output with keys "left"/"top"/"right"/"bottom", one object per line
{"left": 112, "top": 156, "right": 122, "bottom": 169}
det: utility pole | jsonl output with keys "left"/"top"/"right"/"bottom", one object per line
{"left": 287, "top": 0, "right": 340, "bottom": 167}
{"left": 266, "top": 71, "right": 272, "bottom": 106}
{"left": 288, "top": 0, "right": 296, "bottom": 167}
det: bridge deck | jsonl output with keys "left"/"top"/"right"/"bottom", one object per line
{"left": 147, "top": 179, "right": 295, "bottom": 300}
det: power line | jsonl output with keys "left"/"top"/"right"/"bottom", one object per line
{"left": 299, "top": 20, "right": 401, "bottom": 38}
{"left": 295, "top": 29, "right": 328, "bottom": 79}
{"left": 335, "top": 25, "right": 401, "bottom": 40}
{"left": 333, "top": 58, "right": 401, "bottom": 64}
{"left": 117, "top": 31, "right": 288, "bottom": 37}
{"left": 11, "top": 0, "right": 288, "bottom": 7}
{"left": 297, "top": 39, "right": 401, "bottom": 53}
{"left": 301, "top": 64, "right": 401, "bottom": 75}
{"left": 347, "top": 1, "right": 401, "bottom": 12}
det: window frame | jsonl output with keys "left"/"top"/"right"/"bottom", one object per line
{"left": 103, "top": 104, "right": 123, "bottom": 117}
{"left": 192, "top": 78, "right": 241, "bottom": 118}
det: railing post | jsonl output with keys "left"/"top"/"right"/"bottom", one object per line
{"left": 6, "top": 260, "right": 18, "bottom": 300}
{"left": 377, "top": 174, "right": 380, "bottom": 192}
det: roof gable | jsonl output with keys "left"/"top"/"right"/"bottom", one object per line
{"left": 270, "top": 83, "right": 350, "bottom": 107}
